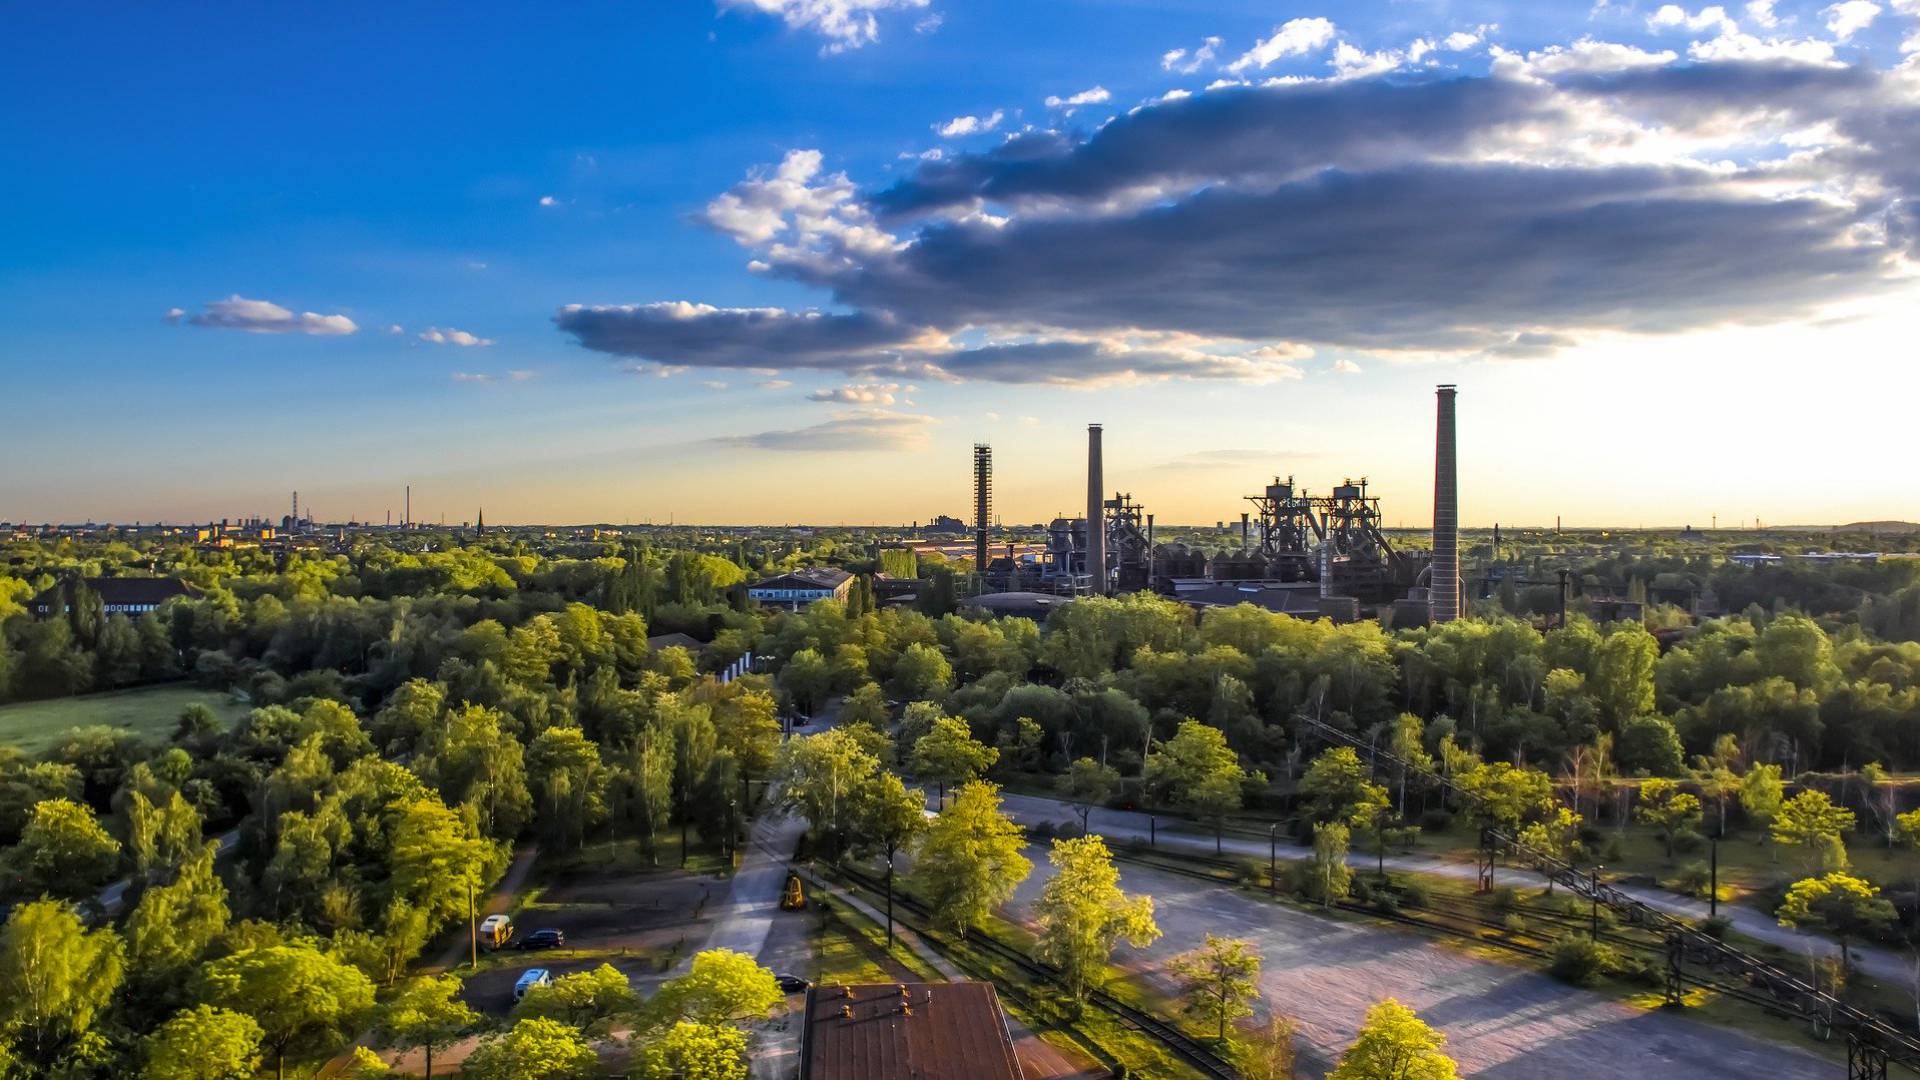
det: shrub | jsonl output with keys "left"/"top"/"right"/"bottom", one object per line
{"left": 1700, "top": 915, "right": 1732, "bottom": 940}
{"left": 1399, "top": 879, "right": 1432, "bottom": 909}
{"left": 1672, "top": 829, "right": 1706, "bottom": 855}
{"left": 1609, "top": 951, "right": 1664, "bottom": 988}
{"left": 1419, "top": 809, "right": 1454, "bottom": 833}
{"left": 1670, "top": 862, "right": 1712, "bottom": 899}
{"left": 1489, "top": 885, "right": 1522, "bottom": 913}
{"left": 1503, "top": 913, "right": 1527, "bottom": 935}
{"left": 1548, "top": 935, "right": 1618, "bottom": 987}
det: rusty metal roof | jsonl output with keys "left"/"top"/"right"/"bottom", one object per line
{"left": 799, "top": 982, "right": 1023, "bottom": 1080}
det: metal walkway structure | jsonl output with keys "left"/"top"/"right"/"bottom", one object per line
{"left": 1291, "top": 711, "right": 1920, "bottom": 1079}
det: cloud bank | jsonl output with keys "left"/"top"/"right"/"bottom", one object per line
{"left": 172, "top": 295, "right": 357, "bottom": 336}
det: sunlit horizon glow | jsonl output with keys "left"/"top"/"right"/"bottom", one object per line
{"left": 4, "top": 1, "right": 1918, "bottom": 529}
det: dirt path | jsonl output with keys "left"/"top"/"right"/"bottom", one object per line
{"left": 1002, "top": 852, "right": 1832, "bottom": 1078}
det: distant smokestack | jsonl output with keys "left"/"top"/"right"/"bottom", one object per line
{"left": 1431, "top": 385, "right": 1461, "bottom": 623}
{"left": 405, "top": 485, "right": 411, "bottom": 529}
{"left": 1240, "top": 512, "right": 1250, "bottom": 546}
{"left": 1087, "top": 424, "right": 1106, "bottom": 596}
{"left": 973, "top": 444, "right": 992, "bottom": 578}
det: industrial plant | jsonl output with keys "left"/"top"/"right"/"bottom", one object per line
{"left": 965, "top": 385, "right": 1463, "bottom": 626}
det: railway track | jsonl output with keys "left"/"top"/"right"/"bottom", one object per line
{"left": 827, "top": 861, "right": 1242, "bottom": 1080}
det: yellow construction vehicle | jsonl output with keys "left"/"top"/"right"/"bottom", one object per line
{"left": 780, "top": 871, "right": 807, "bottom": 910}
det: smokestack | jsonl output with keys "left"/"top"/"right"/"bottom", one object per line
{"left": 405, "top": 485, "right": 411, "bottom": 529}
{"left": 1431, "top": 385, "right": 1461, "bottom": 623}
{"left": 1319, "top": 512, "right": 1333, "bottom": 600}
{"left": 973, "top": 444, "right": 992, "bottom": 580}
{"left": 1087, "top": 424, "right": 1106, "bottom": 596}
{"left": 1240, "top": 512, "right": 1250, "bottom": 546}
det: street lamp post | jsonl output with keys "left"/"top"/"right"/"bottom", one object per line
{"left": 1590, "top": 865, "right": 1603, "bottom": 941}
{"left": 1269, "top": 824, "right": 1278, "bottom": 895}
{"left": 1149, "top": 815, "right": 1156, "bottom": 848}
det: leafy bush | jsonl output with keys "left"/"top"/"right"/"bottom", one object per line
{"left": 1399, "top": 878, "right": 1432, "bottom": 909}
{"left": 1609, "top": 951, "right": 1664, "bottom": 988}
{"left": 1700, "top": 915, "right": 1731, "bottom": 940}
{"left": 1548, "top": 935, "right": 1618, "bottom": 987}
{"left": 1672, "top": 829, "right": 1706, "bottom": 855}
{"left": 1419, "top": 809, "right": 1454, "bottom": 833}
{"left": 1503, "top": 913, "right": 1527, "bottom": 935}
{"left": 1489, "top": 885, "right": 1521, "bottom": 913}
{"left": 1670, "top": 861, "right": 1712, "bottom": 898}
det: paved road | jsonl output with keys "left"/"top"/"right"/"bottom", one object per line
{"left": 1003, "top": 850, "right": 1833, "bottom": 1078}
{"left": 998, "top": 791, "right": 1916, "bottom": 988}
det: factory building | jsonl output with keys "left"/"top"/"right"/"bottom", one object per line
{"left": 747, "top": 568, "right": 854, "bottom": 610}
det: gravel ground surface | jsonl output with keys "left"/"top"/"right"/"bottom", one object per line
{"left": 1003, "top": 851, "right": 1834, "bottom": 1079}
{"left": 997, "top": 790, "right": 1914, "bottom": 987}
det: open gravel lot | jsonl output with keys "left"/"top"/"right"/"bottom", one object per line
{"left": 1004, "top": 854, "right": 1833, "bottom": 1078}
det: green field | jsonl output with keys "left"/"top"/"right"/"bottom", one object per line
{"left": 0, "top": 683, "right": 252, "bottom": 756}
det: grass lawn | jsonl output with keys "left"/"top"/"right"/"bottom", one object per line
{"left": 0, "top": 682, "right": 250, "bottom": 755}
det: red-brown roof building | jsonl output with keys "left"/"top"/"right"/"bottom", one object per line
{"left": 800, "top": 982, "right": 1023, "bottom": 1080}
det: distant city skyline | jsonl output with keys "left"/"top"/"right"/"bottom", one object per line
{"left": 5, "top": 2, "right": 1917, "bottom": 528}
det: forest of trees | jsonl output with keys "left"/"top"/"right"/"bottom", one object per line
{"left": 0, "top": 529, "right": 1916, "bottom": 1076}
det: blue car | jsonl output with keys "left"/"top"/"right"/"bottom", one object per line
{"left": 514, "top": 968, "right": 551, "bottom": 1002}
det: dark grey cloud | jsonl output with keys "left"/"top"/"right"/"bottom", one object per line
{"left": 710, "top": 409, "right": 934, "bottom": 452}
{"left": 554, "top": 302, "right": 921, "bottom": 370}
{"left": 870, "top": 76, "right": 1555, "bottom": 218}
{"left": 841, "top": 163, "right": 1890, "bottom": 349}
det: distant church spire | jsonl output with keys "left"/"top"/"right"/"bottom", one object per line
{"left": 476, "top": 508, "right": 485, "bottom": 536}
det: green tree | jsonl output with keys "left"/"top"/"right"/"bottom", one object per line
{"left": 1056, "top": 757, "right": 1120, "bottom": 833}
{"left": 1236, "top": 1012, "right": 1300, "bottom": 1080}
{"left": 910, "top": 781, "right": 1032, "bottom": 941}
{"left": 1634, "top": 778, "right": 1702, "bottom": 858}
{"left": 889, "top": 642, "right": 954, "bottom": 701}
{"left": 525, "top": 726, "right": 606, "bottom": 851}
{"left": 1776, "top": 873, "right": 1896, "bottom": 978}
{"left": 636, "top": 1021, "right": 749, "bottom": 1080}
{"left": 777, "top": 648, "right": 832, "bottom": 716}
{"left": 419, "top": 704, "right": 533, "bottom": 840}
{"left": 647, "top": 948, "right": 783, "bottom": 1028}
{"left": 852, "top": 772, "right": 928, "bottom": 945}
{"left": 461, "top": 1017, "right": 597, "bottom": 1080}
{"left": 1385, "top": 714, "right": 1433, "bottom": 818}
{"left": 1616, "top": 715, "right": 1685, "bottom": 777}
{"left": 1168, "top": 934, "right": 1262, "bottom": 1042}
{"left": 375, "top": 975, "right": 478, "bottom": 1078}
{"left": 1032, "top": 836, "right": 1161, "bottom": 1005}
{"left": 1455, "top": 762, "right": 1555, "bottom": 833}
{"left": 777, "top": 728, "right": 879, "bottom": 855}
{"left": 0, "top": 900, "right": 124, "bottom": 1069}
{"left": 126, "top": 840, "right": 230, "bottom": 984}
{"left": 5, "top": 797, "right": 120, "bottom": 899}
{"left": 1772, "top": 789, "right": 1854, "bottom": 874}
{"left": 195, "top": 944, "right": 376, "bottom": 1080}
{"left": 1144, "top": 720, "right": 1252, "bottom": 854}
{"left": 1738, "top": 762, "right": 1783, "bottom": 847}
{"left": 144, "top": 1005, "right": 264, "bottom": 1080}
{"left": 1329, "top": 999, "right": 1458, "bottom": 1080}
{"left": 1299, "top": 747, "right": 1389, "bottom": 825}
{"left": 514, "top": 963, "right": 636, "bottom": 1034}
{"left": 912, "top": 716, "right": 997, "bottom": 805}
{"left": 1590, "top": 624, "right": 1657, "bottom": 726}
{"left": 1313, "top": 822, "right": 1354, "bottom": 908}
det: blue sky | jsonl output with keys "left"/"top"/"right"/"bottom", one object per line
{"left": 4, "top": 1, "right": 1918, "bottom": 527}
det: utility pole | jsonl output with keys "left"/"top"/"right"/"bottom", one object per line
{"left": 1269, "top": 824, "right": 1278, "bottom": 895}
{"left": 1590, "top": 865, "right": 1602, "bottom": 941}
{"left": 1709, "top": 838, "right": 1719, "bottom": 919}
{"left": 468, "top": 878, "right": 478, "bottom": 970}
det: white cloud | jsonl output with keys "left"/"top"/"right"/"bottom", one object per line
{"left": 1747, "top": 0, "right": 1780, "bottom": 27}
{"left": 1824, "top": 0, "right": 1881, "bottom": 39}
{"left": 936, "top": 110, "right": 1004, "bottom": 137}
{"left": 1520, "top": 38, "right": 1678, "bottom": 74}
{"left": 1162, "top": 36, "right": 1222, "bottom": 74}
{"left": 807, "top": 381, "right": 906, "bottom": 404}
{"left": 757, "top": 378, "right": 794, "bottom": 389}
{"left": 1687, "top": 30, "right": 1837, "bottom": 60}
{"left": 1647, "top": 4, "right": 1740, "bottom": 34}
{"left": 164, "top": 307, "right": 184, "bottom": 322}
{"left": 1332, "top": 358, "right": 1363, "bottom": 374}
{"left": 1045, "top": 86, "right": 1111, "bottom": 109}
{"left": 419, "top": 327, "right": 495, "bottom": 347}
{"left": 714, "top": 408, "right": 936, "bottom": 451}
{"left": 703, "top": 380, "right": 730, "bottom": 390}
{"left": 719, "top": 0, "right": 931, "bottom": 53}
{"left": 452, "top": 371, "right": 533, "bottom": 384}
{"left": 387, "top": 323, "right": 405, "bottom": 335}
{"left": 1228, "top": 18, "right": 1337, "bottom": 72}
{"left": 176, "top": 295, "right": 357, "bottom": 336}
{"left": 538, "top": 195, "right": 559, "bottom": 207}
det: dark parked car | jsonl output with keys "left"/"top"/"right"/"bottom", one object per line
{"left": 775, "top": 973, "right": 811, "bottom": 994}
{"left": 518, "top": 928, "right": 565, "bottom": 950}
